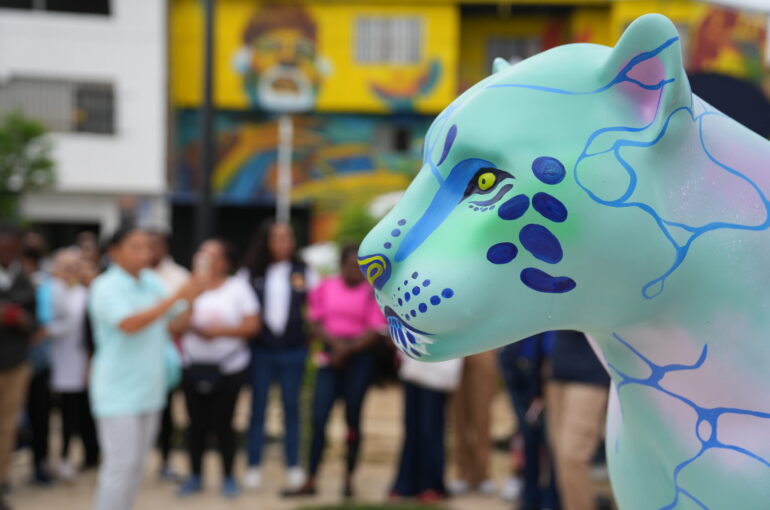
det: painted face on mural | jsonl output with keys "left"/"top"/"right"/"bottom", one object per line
{"left": 234, "top": 4, "right": 324, "bottom": 112}
{"left": 359, "top": 14, "right": 768, "bottom": 362}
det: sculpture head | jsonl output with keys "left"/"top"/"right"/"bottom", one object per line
{"left": 359, "top": 14, "right": 699, "bottom": 360}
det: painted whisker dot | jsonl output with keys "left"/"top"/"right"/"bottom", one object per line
{"left": 498, "top": 194, "right": 529, "bottom": 220}
{"left": 411, "top": 272, "right": 418, "bottom": 279}
{"left": 519, "top": 224, "right": 563, "bottom": 264}
{"left": 441, "top": 288, "right": 454, "bottom": 299}
{"left": 404, "top": 293, "right": 411, "bottom": 302}
{"left": 422, "top": 279, "right": 430, "bottom": 287}
{"left": 487, "top": 242, "right": 518, "bottom": 264}
{"left": 398, "top": 219, "right": 407, "bottom": 226}
{"left": 391, "top": 229, "right": 401, "bottom": 237}
{"left": 430, "top": 295, "right": 441, "bottom": 306}
{"left": 384, "top": 242, "right": 392, "bottom": 249}
{"left": 410, "top": 310, "right": 417, "bottom": 317}
{"left": 533, "top": 192, "right": 567, "bottom": 222}
{"left": 418, "top": 303, "right": 428, "bottom": 313}
{"left": 412, "top": 286, "right": 421, "bottom": 296}
{"left": 532, "top": 156, "right": 565, "bottom": 184}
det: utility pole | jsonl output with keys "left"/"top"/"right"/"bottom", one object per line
{"left": 195, "top": 0, "right": 215, "bottom": 244}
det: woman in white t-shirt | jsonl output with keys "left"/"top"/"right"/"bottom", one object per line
{"left": 48, "top": 247, "right": 99, "bottom": 480}
{"left": 171, "top": 239, "right": 261, "bottom": 498}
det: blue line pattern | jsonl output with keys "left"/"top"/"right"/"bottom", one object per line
{"left": 487, "top": 36, "right": 770, "bottom": 298}
{"left": 607, "top": 333, "right": 770, "bottom": 509}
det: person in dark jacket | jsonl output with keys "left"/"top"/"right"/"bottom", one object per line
{"left": 499, "top": 334, "right": 560, "bottom": 510}
{"left": 546, "top": 330, "right": 610, "bottom": 510}
{"left": 0, "top": 226, "right": 38, "bottom": 510}
{"left": 241, "top": 221, "right": 318, "bottom": 492}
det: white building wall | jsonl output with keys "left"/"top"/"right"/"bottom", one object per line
{"left": 0, "top": 0, "right": 168, "bottom": 231}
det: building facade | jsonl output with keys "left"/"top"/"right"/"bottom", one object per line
{"left": 0, "top": 0, "right": 168, "bottom": 241}
{"left": 169, "top": 0, "right": 768, "bottom": 244}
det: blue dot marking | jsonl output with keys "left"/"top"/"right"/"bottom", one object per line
{"left": 404, "top": 293, "right": 411, "bottom": 302}
{"left": 422, "top": 279, "right": 430, "bottom": 287}
{"left": 430, "top": 295, "right": 441, "bottom": 306}
{"left": 532, "top": 192, "right": 567, "bottom": 222}
{"left": 411, "top": 272, "right": 418, "bottom": 279}
{"left": 397, "top": 298, "right": 403, "bottom": 306}
{"left": 410, "top": 310, "right": 417, "bottom": 317}
{"left": 519, "top": 224, "right": 563, "bottom": 264}
{"left": 412, "top": 286, "right": 421, "bottom": 296}
{"left": 441, "top": 288, "right": 454, "bottom": 299}
{"left": 406, "top": 331, "right": 416, "bottom": 344}
{"left": 418, "top": 303, "right": 428, "bottom": 313}
{"left": 391, "top": 229, "right": 401, "bottom": 237}
{"left": 384, "top": 242, "right": 392, "bottom": 249}
{"left": 498, "top": 194, "right": 529, "bottom": 221}
{"left": 486, "top": 242, "right": 518, "bottom": 264}
{"left": 532, "top": 156, "right": 565, "bottom": 185}
{"left": 520, "top": 268, "right": 576, "bottom": 293}
{"left": 398, "top": 219, "right": 407, "bottom": 226}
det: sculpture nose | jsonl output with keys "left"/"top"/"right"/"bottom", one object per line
{"left": 358, "top": 253, "right": 391, "bottom": 290}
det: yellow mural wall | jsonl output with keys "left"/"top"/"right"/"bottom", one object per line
{"left": 610, "top": 1, "right": 767, "bottom": 81}
{"left": 171, "top": 0, "right": 459, "bottom": 113}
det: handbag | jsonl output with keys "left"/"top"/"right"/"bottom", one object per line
{"left": 185, "top": 348, "right": 244, "bottom": 395}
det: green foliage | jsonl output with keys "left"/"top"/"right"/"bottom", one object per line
{"left": 334, "top": 202, "right": 378, "bottom": 246}
{"left": 0, "top": 113, "right": 55, "bottom": 220}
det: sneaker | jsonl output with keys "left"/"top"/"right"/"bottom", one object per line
{"left": 57, "top": 461, "right": 78, "bottom": 482}
{"left": 286, "top": 466, "right": 306, "bottom": 490}
{"left": 177, "top": 475, "right": 203, "bottom": 497}
{"left": 500, "top": 476, "right": 523, "bottom": 501}
{"left": 418, "top": 489, "right": 446, "bottom": 504}
{"left": 243, "top": 467, "right": 262, "bottom": 490}
{"left": 448, "top": 479, "right": 470, "bottom": 496}
{"left": 478, "top": 479, "right": 497, "bottom": 496}
{"left": 222, "top": 477, "right": 240, "bottom": 499}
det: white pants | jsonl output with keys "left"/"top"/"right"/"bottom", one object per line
{"left": 94, "top": 411, "right": 161, "bottom": 510}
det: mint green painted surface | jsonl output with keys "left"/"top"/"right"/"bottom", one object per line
{"left": 359, "top": 14, "right": 770, "bottom": 509}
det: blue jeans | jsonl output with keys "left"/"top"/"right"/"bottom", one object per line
{"left": 308, "top": 350, "right": 373, "bottom": 477}
{"left": 247, "top": 346, "right": 308, "bottom": 468}
{"left": 391, "top": 381, "right": 448, "bottom": 496}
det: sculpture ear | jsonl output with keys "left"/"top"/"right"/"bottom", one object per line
{"left": 603, "top": 14, "right": 690, "bottom": 113}
{"left": 492, "top": 57, "right": 511, "bottom": 75}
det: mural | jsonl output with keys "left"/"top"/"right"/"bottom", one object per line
{"left": 360, "top": 14, "right": 770, "bottom": 509}
{"left": 689, "top": 7, "right": 767, "bottom": 82}
{"left": 171, "top": 0, "right": 458, "bottom": 114}
{"left": 232, "top": 3, "right": 328, "bottom": 112}
{"left": 174, "top": 111, "right": 431, "bottom": 239}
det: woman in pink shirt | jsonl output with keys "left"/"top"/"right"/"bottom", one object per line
{"left": 286, "top": 245, "right": 386, "bottom": 498}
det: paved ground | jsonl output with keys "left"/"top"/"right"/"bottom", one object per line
{"left": 6, "top": 384, "right": 612, "bottom": 510}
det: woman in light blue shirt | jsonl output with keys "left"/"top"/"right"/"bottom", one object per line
{"left": 89, "top": 227, "right": 199, "bottom": 510}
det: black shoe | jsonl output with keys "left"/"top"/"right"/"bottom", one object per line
{"left": 33, "top": 468, "right": 54, "bottom": 486}
{"left": 0, "top": 496, "right": 12, "bottom": 510}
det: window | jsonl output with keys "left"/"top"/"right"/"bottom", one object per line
{"left": 373, "top": 124, "right": 411, "bottom": 154}
{"left": 355, "top": 17, "right": 422, "bottom": 64}
{"left": 486, "top": 37, "right": 541, "bottom": 72}
{"left": 0, "top": 0, "right": 109, "bottom": 15}
{"left": 0, "top": 76, "right": 115, "bottom": 134}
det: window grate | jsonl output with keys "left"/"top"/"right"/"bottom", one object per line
{"left": 355, "top": 16, "right": 423, "bottom": 64}
{"left": 0, "top": 76, "right": 115, "bottom": 134}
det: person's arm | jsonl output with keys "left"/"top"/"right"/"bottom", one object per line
{"left": 168, "top": 307, "right": 192, "bottom": 336}
{"left": 196, "top": 314, "right": 260, "bottom": 340}
{"left": 118, "top": 291, "right": 189, "bottom": 334}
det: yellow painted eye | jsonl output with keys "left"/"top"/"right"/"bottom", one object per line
{"left": 477, "top": 172, "right": 496, "bottom": 191}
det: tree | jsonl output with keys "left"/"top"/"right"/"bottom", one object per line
{"left": 0, "top": 113, "right": 55, "bottom": 220}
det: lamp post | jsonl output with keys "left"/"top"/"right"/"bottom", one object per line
{"left": 195, "top": 0, "right": 215, "bottom": 245}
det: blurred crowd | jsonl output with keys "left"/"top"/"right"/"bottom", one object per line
{"left": 0, "top": 221, "right": 611, "bottom": 510}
